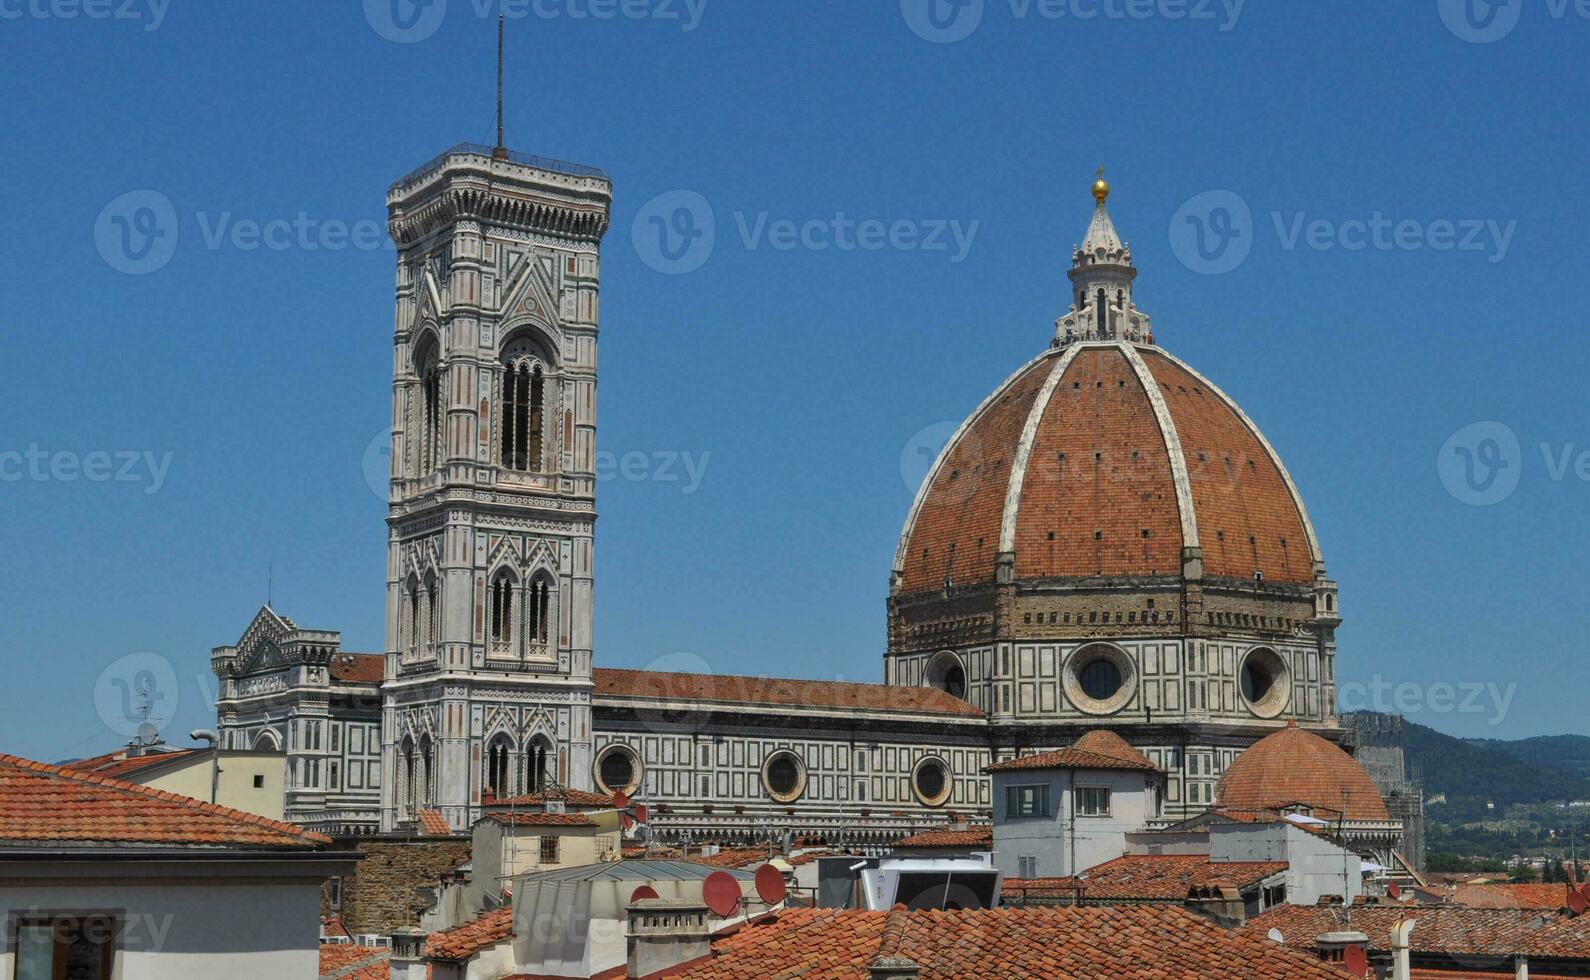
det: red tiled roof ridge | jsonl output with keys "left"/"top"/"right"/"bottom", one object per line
{"left": 592, "top": 667, "right": 984, "bottom": 717}
{"left": 1072, "top": 729, "right": 1159, "bottom": 770}
{"left": 893, "top": 826, "right": 992, "bottom": 849}
{"left": 489, "top": 787, "right": 613, "bottom": 808}
{"left": 486, "top": 811, "right": 598, "bottom": 827}
{"left": 985, "top": 745, "right": 1159, "bottom": 773}
{"left": 0, "top": 752, "right": 329, "bottom": 848}
{"left": 425, "top": 906, "right": 515, "bottom": 960}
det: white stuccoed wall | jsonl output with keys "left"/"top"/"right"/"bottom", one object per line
{"left": 0, "top": 881, "right": 321, "bottom": 980}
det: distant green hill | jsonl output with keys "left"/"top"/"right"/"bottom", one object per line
{"left": 1467, "top": 734, "right": 1590, "bottom": 781}
{"left": 1345, "top": 713, "right": 1590, "bottom": 820}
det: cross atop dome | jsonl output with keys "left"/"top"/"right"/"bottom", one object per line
{"left": 1057, "top": 169, "right": 1152, "bottom": 346}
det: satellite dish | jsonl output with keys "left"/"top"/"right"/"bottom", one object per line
{"left": 1580, "top": 882, "right": 1590, "bottom": 903}
{"left": 754, "top": 863, "right": 788, "bottom": 905}
{"left": 1266, "top": 928, "right": 1285, "bottom": 944}
{"left": 613, "top": 790, "right": 630, "bottom": 811}
{"left": 1569, "top": 890, "right": 1587, "bottom": 916}
{"left": 1388, "top": 882, "right": 1402, "bottom": 899}
{"left": 629, "top": 885, "right": 659, "bottom": 904}
{"left": 702, "top": 871, "right": 742, "bottom": 918}
{"left": 1344, "top": 945, "right": 1369, "bottom": 977}
{"left": 634, "top": 804, "right": 649, "bottom": 824}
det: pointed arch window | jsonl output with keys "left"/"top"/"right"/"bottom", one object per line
{"left": 486, "top": 735, "right": 513, "bottom": 797}
{"left": 419, "top": 353, "right": 443, "bottom": 475}
{"left": 418, "top": 735, "right": 435, "bottom": 806}
{"left": 405, "top": 575, "right": 420, "bottom": 656}
{"left": 422, "top": 572, "right": 440, "bottom": 651}
{"left": 524, "top": 737, "right": 552, "bottom": 794}
{"left": 501, "top": 360, "right": 546, "bottom": 473}
{"left": 401, "top": 736, "right": 416, "bottom": 813}
{"left": 527, "top": 575, "right": 552, "bottom": 649}
{"left": 489, "top": 570, "right": 516, "bottom": 657}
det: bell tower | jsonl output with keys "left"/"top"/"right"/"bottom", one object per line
{"left": 378, "top": 141, "right": 612, "bottom": 832}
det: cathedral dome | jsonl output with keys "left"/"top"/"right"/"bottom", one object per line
{"left": 892, "top": 185, "right": 1321, "bottom": 598}
{"left": 1215, "top": 724, "right": 1389, "bottom": 822}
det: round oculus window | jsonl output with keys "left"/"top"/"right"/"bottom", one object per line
{"left": 596, "top": 746, "right": 638, "bottom": 795}
{"left": 1062, "top": 644, "right": 1137, "bottom": 715}
{"left": 1240, "top": 648, "right": 1291, "bottom": 719}
{"left": 912, "top": 757, "right": 952, "bottom": 806}
{"left": 762, "top": 752, "right": 806, "bottom": 802}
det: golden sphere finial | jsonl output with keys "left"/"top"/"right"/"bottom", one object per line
{"left": 1092, "top": 165, "right": 1110, "bottom": 204}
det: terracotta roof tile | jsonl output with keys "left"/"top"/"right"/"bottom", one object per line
{"left": 425, "top": 906, "right": 514, "bottom": 961}
{"left": 485, "top": 812, "right": 597, "bottom": 827}
{"left": 0, "top": 753, "right": 329, "bottom": 849}
{"left": 488, "top": 788, "right": 613, "bottom": 809}
{"left": 893, "top": 827, "right": 992, "bottom": 849}
{"left": 62, "top": 748, "right": 202, "bottom": 779}
{"left": 1244, "top": 904, "right": 1590, "bottom": 959}
{"left": 1071, "top": 729, "right": 1159, "bottom": 770}
{"left": 896, "top": 344, "right": 1318, "bottom": 593}
{"left": 675, "top": 905, "right": 1352, "bottom": 978}
{"left": 1453, "top": 883, "right": 1578, "bottom": 910}
{"left": 416, "top": 809, "right": 453, "bottom": 836}
{"left": 1216, "top": 724, "right": 1389, "bottom": 822}
{"left": 329, "top": 653, "right": 386, "bottom": 685}
{"left": 1003, "top": 855, "right": 1287, "bottom": 902}
{"left": 592, "top": 668, "right": 983, "bottom": 718}
{"left": 985, "top": 746, "right": 1158, "bottom": 773}
{"left": 318, "top": 945, "right": 391, "bottom": 979}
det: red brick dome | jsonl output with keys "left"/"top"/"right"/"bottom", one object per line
{"left": 1215, "top": 724, "right": 1389, "bottom": 822}
{"left": 893, "top": 341, "right": 1320, "bottom": 595}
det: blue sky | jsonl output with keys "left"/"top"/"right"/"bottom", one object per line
{"left": 1, "top": 0, "right": 1587, "bottom": 762}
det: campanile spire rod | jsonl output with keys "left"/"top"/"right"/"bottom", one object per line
{"left": 493, "top": 13, "right": 508, "bottom": 160}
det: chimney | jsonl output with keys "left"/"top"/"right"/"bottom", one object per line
{"left": 1390, "top": 919, "right": 1415, "bottom": 980}
{"left": 1315, "top": 931, "right": 1372, "bottom": 978}
{"left": 627, "top": 898, "right": 711, "bottom": 978}
{"left": 389, "top": 927, "right": 429, "bottom": 980}
{"left": 1183, "top": 884, "right": 1246, "bottom": 928}
{"left": 869, "top": 955, "right": 922, "bottom": 980}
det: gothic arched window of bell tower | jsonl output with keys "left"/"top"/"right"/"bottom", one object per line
{"left": 489, "top": 571, "right": 515, "bottom": 655}
{"left": 501, "top": 360, "right": 546, "bottom": 472}
{"left": 415, "top": 339, "right": 443, "bottom": 476}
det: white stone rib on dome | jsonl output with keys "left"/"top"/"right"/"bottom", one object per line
{"left": 891, "top": 349, "right": 1055, "bottom": 577}
{"left": 997, "top": 343, "right": 1085, "bottom": 554}
{"left": 1119, "top": 342, "right": 1201, "bottom": 552}
{"left": 1151, "top": 346, "right": 1324, "bottom": 570}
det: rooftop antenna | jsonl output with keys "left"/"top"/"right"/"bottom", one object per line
{"left": 267, "top": 563, "right": 273, "bottom": 609}
{"left": 493, "top": 14, "right": 508, "bottom": 160}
